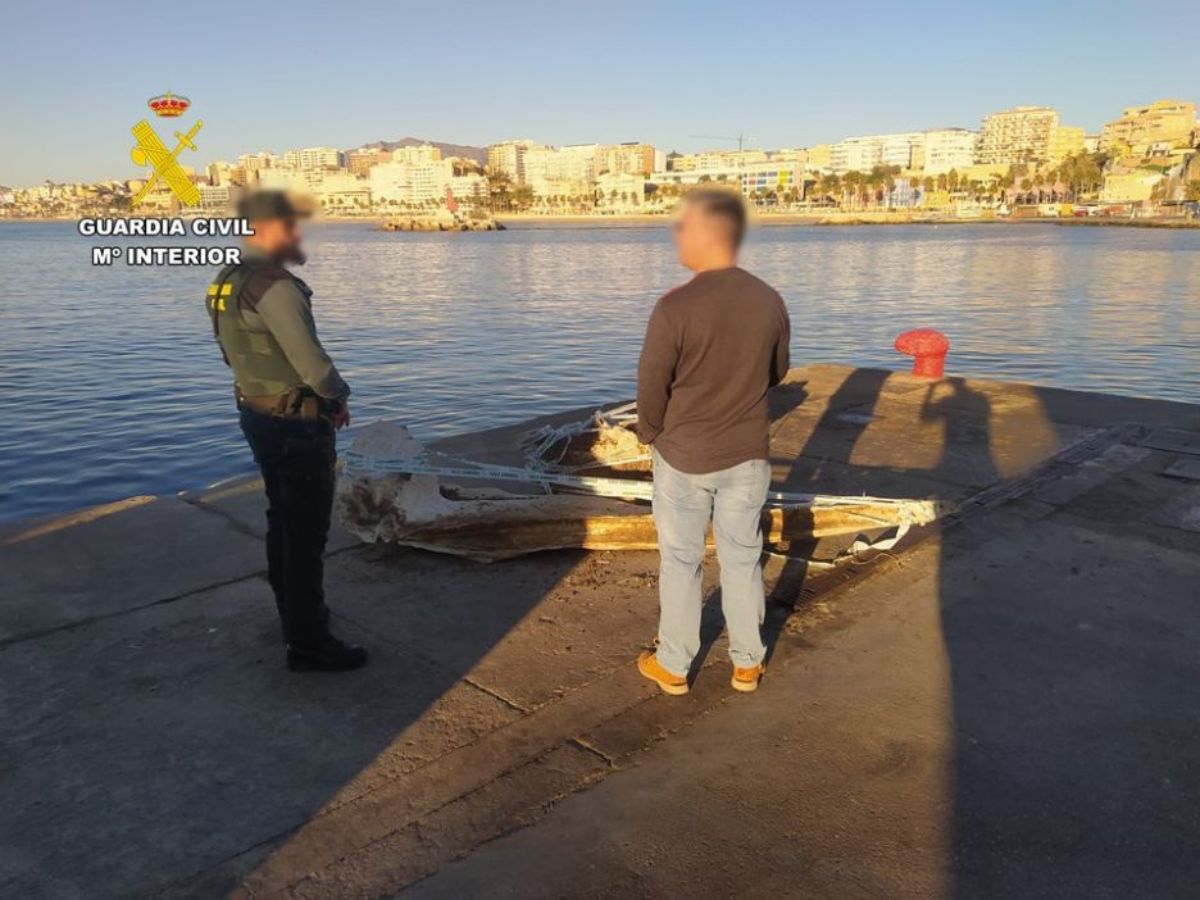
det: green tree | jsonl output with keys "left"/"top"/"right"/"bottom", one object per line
{"left": 817, "top": 173, "right": 841, "bottom": 205}
{"left": 842, "top": 171, "right": 863, "bottom": 209}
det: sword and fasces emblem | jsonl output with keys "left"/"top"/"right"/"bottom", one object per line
{"left": 130, "top": 92, "right": 203, "bottom": 207}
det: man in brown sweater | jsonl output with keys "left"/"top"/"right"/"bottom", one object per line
{"left": 635, "top": 189, "right": 791, "bottom": 695}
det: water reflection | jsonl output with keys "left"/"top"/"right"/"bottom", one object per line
{"left": 0, "top": 222, "right": 1197, "bottom": 523}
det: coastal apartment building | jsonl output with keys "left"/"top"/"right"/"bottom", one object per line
{"left": 1049, "top": 125, "right": 1086, "bottom": 164}
{"left": 206, "top": 161, "right": 234, "bottom": 187}
{"left": 828, "top": 137, "right": 879, "bottom": 173}
{"left": 368, "top": 157, "right": 454, "bottom": 205}
{"left": 976, "top": 106, "right": 1060, "bottom": 166}
{"left": 595, "top": 171, "right": 647, "bottom": 209}
{"left": 601, "top": 142, "right": 656, "bottom": 176}
{"left": 770, "top": 148, "right": 809, "bottom": 165}
{"left": 253, "top": 168, "right": 371, "bottom": 210}
{"left": 669, "top": 149, "right": 769, "bottom": 172}
{"left": 345, "top": 147, "right": 392, "bottom": 176}
{"left": 487, "top": 139, "right": 539, "bottom": 185}
{"left": 257, "top": 166, "right": 325, "bottom": 194}
{"left": 524, "top": 144, "right": 601, "bottom": 196}
{"left": 237, "top": 151, "right": 279, "bottom": 174}
{"left": 922, "top": 128, "right": 977, "bottom": 174}
{"left": 1100, "top": 99, "right": 1198, "bottom": 157}
{"left": 826, "top": 132, "right": 930, "bottom": 174}
{"left": 312, "top": 171, "right": 371, "bottom": 209}
{"left": 806, "top": 144, "right": 833, "bottom": 169}
{"left": 448, "top": 173, "right": 488, "bottom": 208}
{"left": 392, "top": 144, "right": 443, "bottom": 165}
{"left": 648, "top": 159, "right": 806, "bottom": 199}
{"left": 281, "top": 147, "right": 343, "bottom": 171}
{"left": 740, "top": 161, "right": 805, "bottom": 197}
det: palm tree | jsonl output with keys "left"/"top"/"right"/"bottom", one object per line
{"left": 865, "top": 171, "right": 882, "bottom": 208}
{"left": 817, "top": 173, "right": 840, "bottom": 206}
{"left": 842, "top": 171, "right": 862, "bottom": 210}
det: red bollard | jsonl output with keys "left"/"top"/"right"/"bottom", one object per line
{"left": 894, "top": 328, "right": 949, "bottom": 378}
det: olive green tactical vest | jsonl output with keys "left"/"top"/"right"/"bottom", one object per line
{"left": 206, "top": 260, "right": 306, "bottom": 397}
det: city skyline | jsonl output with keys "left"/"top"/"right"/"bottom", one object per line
{"left": 6, "top": 95, "right": 1197, "bottom": 218}
{"left": 4, "top": 96, "right": 1196, "bottom": 193}
{"left": 2, "top": 0, "right": 1196, "bottom": 185}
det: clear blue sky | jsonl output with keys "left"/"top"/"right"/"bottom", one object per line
{"left": 1, "top": 0, "right": 1194, "bottom": 186}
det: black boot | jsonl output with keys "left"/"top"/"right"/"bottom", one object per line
{"left": 286, "top": 634, "right": 369, "bottom": 672}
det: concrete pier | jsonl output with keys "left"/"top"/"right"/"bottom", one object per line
{"left": 3, "top": 364, "right": 1198, "bottom": 898}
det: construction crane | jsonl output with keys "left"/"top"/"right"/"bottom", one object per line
{"left": 687, "top": 133, "right": 758, "bottom": 151}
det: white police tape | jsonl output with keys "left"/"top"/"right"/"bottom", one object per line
{"left": 344, "top": 449, "right": 655, "bottom": 500}
{"left": 342, "top": 447, "right": 925, "bottom": 520}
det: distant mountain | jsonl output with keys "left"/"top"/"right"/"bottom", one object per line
{"left": 354, "top": 137, "right": 487, "bottom": 165}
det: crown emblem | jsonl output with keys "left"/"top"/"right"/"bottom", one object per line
{"left": 147, "top": 92, "right": 191, "bottom": 118}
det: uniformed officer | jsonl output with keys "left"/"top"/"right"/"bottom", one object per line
{"left": 207, "top": 190, "right": 368, "bottom": 672}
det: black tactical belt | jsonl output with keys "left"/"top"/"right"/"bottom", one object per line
{"left": 239, "top": 390, "right": 331, "bottom": 421}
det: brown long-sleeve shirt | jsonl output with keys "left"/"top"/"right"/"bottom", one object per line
{"left": 636, "top": 267, "right": 791, "bottom": 474}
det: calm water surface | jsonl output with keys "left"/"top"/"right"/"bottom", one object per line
{"left": 2, "top": 221, "right": 1197, "bottom": 524}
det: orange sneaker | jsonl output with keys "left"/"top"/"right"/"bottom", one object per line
{"left": 731, "top": 663, "right": 764, "bottom": 693}
{"left": 637, "top": 650, "right": 688, "bottom": 696}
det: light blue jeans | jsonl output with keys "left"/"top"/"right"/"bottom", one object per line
{"left": 652, "top": 448, "right": 771, "bottom": 676}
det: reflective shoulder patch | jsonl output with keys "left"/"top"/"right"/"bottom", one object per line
{"left": 207, "top": 282, "right": 234, "bottom": 311}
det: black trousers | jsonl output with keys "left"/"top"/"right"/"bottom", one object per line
{"left": 239, "top": 407, "right": 336, "bottom": 650}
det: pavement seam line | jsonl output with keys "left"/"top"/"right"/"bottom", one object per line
{"left": 568, "top": 736, "right": 617, "bottom": 766}
{"left": 179, "top": 494, "right": 265, "bottom": 540}
{"left": 1, "top": 544, "right": 364, "bottom": 652}
{"left": 461, "top": 676, "right": 532, "bottom": 713}
{"left": 249, "top": 741, "right": 600, "bottom": 898}
{"left": 0, "top": 570, "right": 269, "bottom": 651}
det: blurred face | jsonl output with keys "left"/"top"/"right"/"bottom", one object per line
{"left": 247, "top": 216, "right": 305, "bottom": 264}
{"left": 672, "top": 202, "right": 733, "bottom": 271}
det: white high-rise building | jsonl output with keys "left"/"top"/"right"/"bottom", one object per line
{"left": 368, "top": 158, "right": 453, "bottom": 205}
{"left": 312, "top": 172, "right": 371, "bottom": 209}
{"left": 281, "top": 147, "right": 343, "bottom": 171}
{"left": 829, "top": 132, "right": 926, "bottom": 173}
{"left": 449, "top": 173, "right": 488, "bottom": 207}
{"left": 391, "top": 144, "right": 443, "bottom": 165}
{"left": 922, "top": 128, "right": 977, "bottom": 174}
{"left": 599, "top": 143, "right": 656, "bottom": 176}
{"left": 487, "top": 139, "right": 539, "bottom": 184}
{"left": 670, "top": 149, "right": 768, "bottom": 172}
{"left": 976, "top": 106, "right": 1060, "bottom": 166}
{"left": 206, "top": 160, "right": 234, "bottom": 186}
{"left": 238, "top": 151, "right": 278, "bottom": 174}
{"left": 524, "top": 144, "right": 602, "bottom": 196}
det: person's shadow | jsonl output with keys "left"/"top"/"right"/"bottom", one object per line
{"left": 760, "top": 368, "right": 895, "bottom": 663}
{"left": 689, "top": 368, "right": 896, "bottom": 675}
{"left": 752, "top": 366, "right": 1190, "bottom": 897}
